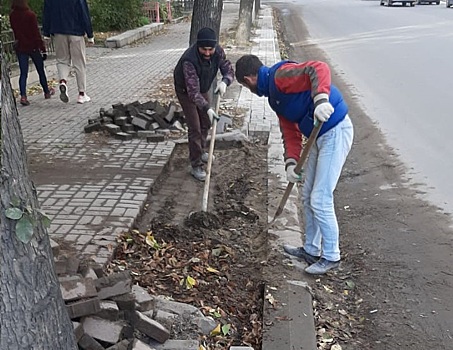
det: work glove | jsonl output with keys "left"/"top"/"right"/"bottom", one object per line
{"left": 207, "top": 108, "right": 220, "bottom": 123}
{"left": 214, "top": 81, "right": 227, "bottom": 97}
{"left": 313, "top": 93, "right": 334, "bottom": 123}
{"left": 42, "top": 52, "right": 47, "bottom": 61}
{"left": 87, "top": 37, "right": 95, "bottom": 45}
{"left": 43, "top": 36, "right": 51, "bottom": 42}
{"left": 285, "top": 158, "right": 303, "bottom": 183}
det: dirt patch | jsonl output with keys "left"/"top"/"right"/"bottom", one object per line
{"left": 108, "top": 141, "right": 268, "bottom": 349}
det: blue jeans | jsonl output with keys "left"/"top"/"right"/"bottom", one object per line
{"left": 302, "top": 115, "right": 354, "bottom": 262}
{"left": 17, "top": 51, "right": 50, "bottom": 97}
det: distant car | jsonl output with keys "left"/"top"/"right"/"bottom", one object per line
{"left": 416, "top": 0, "right": 440, "bottom": 4}
{"left": 447, "top": 0, "right": 453, "bottom": 7}
{"left": 380, "top": 0, "right": 416, "bottom": 6}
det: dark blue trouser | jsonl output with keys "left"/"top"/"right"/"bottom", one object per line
{"left": 17, "top": 51, "right": 50, "bottom": 97}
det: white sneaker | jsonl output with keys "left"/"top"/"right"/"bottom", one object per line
{"left": 190, "top": 166, "right": 206, "bottom": 181}
{"left": 77, "top": 94, "right": 91, "bottom": 104}
{"left": 59, "top": 83, "right": 69, "bottom": 103}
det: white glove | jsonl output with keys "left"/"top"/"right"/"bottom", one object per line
{"left": 87, "top": 37, "right": 95, "bottom": 45}
{"left": 313, "top": 93, "right": 334, "bottom": 123}
{"left": 285, "top": 159, "right": 302, "bottom": 183}
{"left": 207, "top": 108, "right": 219, "bottom": 123}
{"left": 214, "top": 81, "right": 227, "bottom": 97}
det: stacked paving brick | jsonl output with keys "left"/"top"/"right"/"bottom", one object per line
{"left": 52, "top": 240, "right": 213, "bottom": 350}
{"left": 84, "top": 101, "right": 185, "bottom": 142}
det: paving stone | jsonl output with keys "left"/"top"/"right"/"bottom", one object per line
{"left": 73, "top": 321, "right": 84, "bottom": 342}
{"left": 112, "top": 293, "right": 136, "bottom": 310}
{"left": 147, "top": 134, "right": 165, "bottom": 143}
{"left": 115, "top": 132, "right": 134, "bottom": 141}
{"left": 82, "top": 316, "right": 128, "bottom": 345}
{"left": 148, "top": 339, "right": 199, "bottom": 350}
{"left": 78, "top": 333, "right": 104, "bottom": 350}
{"left": 84, "top": 122, "right": 102, "bottom": 133}
{"left": 50, "top": 238, "right": 60, "bottom": 257}
{"left": 131, "top": 339, "right": 154, "bottom": 350}
{"left": 106, "top": 339, "right": 131, "bottom": 350}
{"left": 104, "top": 123, "right": 121, "bottom": 135}
{"left": 132, "top": 284, "right": 154, "bottom": 312}
{"left": 59, "top": 276, "right": 98, "bottom": 302}
{"left": 154, "top": 296, "right": 204, "bottom": 317}
{"left": 229, "top": 347, "right": 254, "bottom": 350}
{"left": 67, "top": 297, "right": 101, "bottom": 319}
{"left": 96, "top": 300, "right": 120, "bottom": 321}
{"left": 135, "top": 311, "right": 170, "bottom": 343}
{"left": 94, "top": 271, "right": 132, "bottom": 300}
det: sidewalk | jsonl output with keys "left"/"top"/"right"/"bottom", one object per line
{"left": 15, "top": 1, "right": 316, "bottom": 348}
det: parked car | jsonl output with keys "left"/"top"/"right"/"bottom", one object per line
{"left": 447, "top": 0, "right": 453, "bottom": 7}
{"left": 380, "top": 0, "right": 416, "bottom": 6}
{"left": 416, "top": 0, "right": 440, "bottom": 4}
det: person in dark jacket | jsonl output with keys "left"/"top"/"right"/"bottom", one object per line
{"left": 236, "top": 54, "right": 354, "bottom": 275}
{"left": 9, "top": 0, "right": 54, "bottom": 106}
{"left": 42, "top": 0, "right": 94, "bottom": 104}
{"left": 174, "top": 27, "right": 234, "bottom": 181}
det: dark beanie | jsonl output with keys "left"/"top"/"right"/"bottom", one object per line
{"left": 197, "top": 27, "right": 217, "bottom": 48}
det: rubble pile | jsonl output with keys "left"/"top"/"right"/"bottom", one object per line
{"left": 51, "top": 240, "right": 212, "bottom": 350}
{"left": 84, "top": 100, "right": 186, "bottom": 142}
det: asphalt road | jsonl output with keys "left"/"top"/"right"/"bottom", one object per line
{"left": 271, "top": 0, "right": 453, "bottom": 219}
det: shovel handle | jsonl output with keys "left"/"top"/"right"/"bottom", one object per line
{"left": 201, "top": 94, "right": 221, "bottom": 212}
{"left": 272, "top": 120, "right": 324, "bottom": 220}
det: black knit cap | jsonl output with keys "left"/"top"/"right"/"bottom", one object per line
{"left": 197, "top": 27, "right": 217, "bottom": 48}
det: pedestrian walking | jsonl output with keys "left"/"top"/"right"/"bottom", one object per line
{"left": 42, "top": 0, "right": 94, "bottom": 104}
{"left": 9, "top": 0, "right": 55, "bottom": 106}
{"left": 235, "top": 54, "right": 354, "bottom": 275}
{"left": 173, "top": 27, "right": 234, "bottom": 181}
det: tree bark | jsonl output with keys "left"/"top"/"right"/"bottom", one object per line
{"left": 0, "top": 55, "right": 77, "bottom": 349}
{"left": 189, "top": 0, "right": 224, "bottom": 45}
{"left": 236, "top": 0, "right": 254, "bottom": 46}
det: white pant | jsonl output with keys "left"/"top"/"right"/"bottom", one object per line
{"left": 54, "top": 34, "right": 87, "bottom": 93}
{"left": 301, "top": 115, "right": 354, "bottom": 261}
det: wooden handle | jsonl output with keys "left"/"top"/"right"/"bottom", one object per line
{"left": 201, "top": 94, "right": 221, "bottom": 212}
{"left": 271, "top": 121, "right": 324, "bottom": 221}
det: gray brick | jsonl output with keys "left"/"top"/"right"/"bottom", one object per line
{"left": 67, "top": 297, "right": 101, "bottom": 319}
{"left": 135, "top": 311, "right": 170, "bottom": 343}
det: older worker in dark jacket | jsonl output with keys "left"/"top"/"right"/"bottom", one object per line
{"left": 174, "top": 27, "right": 234, "bottom": 181}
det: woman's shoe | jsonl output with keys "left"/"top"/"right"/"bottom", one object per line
{"left": 20, "top": 96, "right": 30, "bottom": 106}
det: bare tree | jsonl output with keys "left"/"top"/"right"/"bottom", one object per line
{"left": 236, "top": 0, "right": 254, "bottom": 46}
{"left": 0, "top": 53, "right": 77, "bottom": 350}
{"left": 189, "top": 0, "right": 224, "bottom": 45}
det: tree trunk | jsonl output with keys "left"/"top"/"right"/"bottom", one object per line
{"left": 189, "top": 0, "right": 224, "bottom": 45}
{"left": 236, "top": 0, "right": 254, "bottom": 46}
{"left": 0, "top": 54, "right": 77, "bottom": 349}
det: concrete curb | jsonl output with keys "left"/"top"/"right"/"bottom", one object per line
{"left": 105, "top": 23, "right": 165, "bottom": 48}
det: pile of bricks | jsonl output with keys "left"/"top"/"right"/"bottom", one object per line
{"left": 84, "top": 100, "right": 186, "bottom": 142}
{"left": 52, "top": 240, "right": 211, "bottom": 350}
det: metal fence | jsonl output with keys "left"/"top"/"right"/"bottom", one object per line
{"left": 0, "top": 27, "right": 55, "bottom": 65}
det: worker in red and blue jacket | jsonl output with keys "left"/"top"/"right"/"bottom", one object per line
{"left": 235, "top": 54, "right": 354, "bottom": 275}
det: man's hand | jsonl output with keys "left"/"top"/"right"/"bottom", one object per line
{"left": 207, "top": 108, "right": 219, "bottom": 123}
{"left": 313, "top": 93, "right": 334, "bottom": 123}
{"left": 87, "top": 37, "right": 95, "bottom": 46}
{"left": 285, "top": 158, "right": 302, "bottom": 183}
{"left": 43, "top": 36, "right": 51, "bottom": 43}
{"left": 42, "top": 53, "right": 47, "bottom": 61}
{"left": 214, "top": 81, "right": 227, "bottom": 97}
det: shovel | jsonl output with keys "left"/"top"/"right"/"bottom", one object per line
{"left": 201, "top": 93, "right": 221, "bottom": 212}
{"left": 269, "top": 120, "right": 324, "bottom": 224}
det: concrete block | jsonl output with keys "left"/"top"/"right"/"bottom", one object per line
{"left": 137, "top": 130, "right": 156, "bottom": 139}
{"left": 147, "top": 134, "right": 165, "bottom": 143}
{"left": 96, "top": 300, "right": 120, "bottom": 321}
{"left": 132, "top": 284, "right": 154, "bottom": 312}
{"left": 73, "top": 321, "right": 84, "bottom": 342}
{"left": 60, "top": 276, "right": 97, "bottom": 302}
{"left": 115, "top": 132, "right": 134, "bottom": 141}
{"left": 163, "top": 103, "right": 176, "bottom": 123}
{"left": 150, "top": 309, "right": 178, "bottom": 329}
{"left": 148, "top": 122, "right": 160, "bottom": 131}
{"left": 112, "top": 293, "right": 136, "bottom": 310}
{"left": 84, "top": 122, "right": 102, "bottom": 133}
{"left": 148, "top": 339, "right": 199, "bottom": 350}
{"left": 132, "top": 115, "right": 151, "bottom": 130}
{"left": 135, "top": 311, "right": 170, "bottom": 343}
{"left": 114, "top": 116, "right": 128, "bottom": 126}
{"left": 121, "top": 123, "right": 135, "bottom": 133}
{"left": 106, "top": 339, "right": 130, "bottom": 350}
{"left": 104, "top": 123, "right": 121, "bottom": 135}
{"left": 82, "top": 316, "right": 128, "bottom": 345}
{"left": 50, "top": 238, "right": 60, "bottom": 257}
{"left": 67, "top": 297, "right": 101, "bottom": 319}
{"left": 154, "top": 296, "right": 204, "bottom": 317}
{"left": 78, "top": 333, "right": 104, "bottom": 350}
{"left": 131, "top": 339, "right": 154, "bottom": 350}
{"left": 94, "top": 271, "right": 132, "bottom": 300}
{"left": 192, "top": 315, "right": 216, "bottom": 335}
